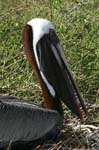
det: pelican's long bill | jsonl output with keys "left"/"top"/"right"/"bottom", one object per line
{"left": 23, "top": 18, "right": 87, "bottom": 119}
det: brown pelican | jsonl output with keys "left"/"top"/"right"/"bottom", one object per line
{"left": 0, "top": 18, "right": 87, "bottom": 149}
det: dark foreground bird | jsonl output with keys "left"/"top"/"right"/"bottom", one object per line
{"left": 0, "top": 18, "right": 87, "bottom": 149}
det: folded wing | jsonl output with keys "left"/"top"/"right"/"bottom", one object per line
{"left": 0, "top": 96, "right": 60, "bottom": 147}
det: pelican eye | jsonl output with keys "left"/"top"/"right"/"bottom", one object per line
{"left": 49, "top": 29, "right": 55, "bottom": 36}
{"left": 49, "top": 29, "right": 59, "bottom": 44}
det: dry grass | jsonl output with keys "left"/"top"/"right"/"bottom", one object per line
{"left": 34, "top": 104, "right": 99, "bottom": 150}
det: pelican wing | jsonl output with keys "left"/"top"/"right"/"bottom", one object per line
{"left": 0, "top": 96, "right": 60, "bottom": 147}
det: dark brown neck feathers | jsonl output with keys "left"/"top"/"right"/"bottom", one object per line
{"left": 22, "top": 25, "right": 63, "bottom": 115}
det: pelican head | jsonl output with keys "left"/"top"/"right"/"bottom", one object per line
{"left": 22, "top": 18, "right": 87, "bottom": 118}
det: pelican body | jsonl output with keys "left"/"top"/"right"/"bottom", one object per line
{"left": 0, "top": 18, "right": 87, "bottom": 148}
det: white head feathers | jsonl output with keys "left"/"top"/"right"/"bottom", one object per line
{"left": 27, "top": 18, "right": 54, "bottom": 48}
